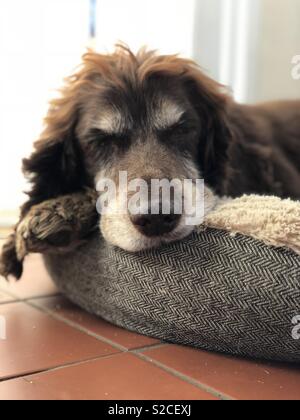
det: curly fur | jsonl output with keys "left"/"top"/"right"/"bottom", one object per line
{"left": 1, "top": 45, "right": 300, "bottom": 279}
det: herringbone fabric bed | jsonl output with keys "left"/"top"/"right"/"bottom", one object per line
{"left": 45, "top": 228, "right": 300, "bottom": 362}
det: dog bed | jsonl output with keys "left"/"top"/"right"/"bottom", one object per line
{"left": 2, "top": 193, "right": 300, "bottom": 362}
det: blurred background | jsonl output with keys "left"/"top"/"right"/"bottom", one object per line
{"left": 0, "top": 0, "right": 300, "bottom": 222}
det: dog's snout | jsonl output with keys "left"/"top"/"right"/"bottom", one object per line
{"left": 130, "top": 212, "right": 180, "bottom": 237}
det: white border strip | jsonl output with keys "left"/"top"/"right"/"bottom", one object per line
{"left": 219, "top": 0, "right": 234, "bottom": 86}
{"left": 234, "top": 0, "right": 251, "bottom": 102}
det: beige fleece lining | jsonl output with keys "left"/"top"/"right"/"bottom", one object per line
{"left": 202, "top": 195, "right": 300, "bottom": 255}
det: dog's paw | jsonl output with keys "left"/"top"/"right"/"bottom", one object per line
{"left": 15, "top": 192, "right": 98, "bottom": 259}
{"left": 0, "top": 234, "right": 23, "bottom": 280}
{"left": 16, "top": 202, "right": 76, "bottom": 259}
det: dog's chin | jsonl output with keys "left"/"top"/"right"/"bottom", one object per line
{"left": 100, "top": 215, "right": 195, "bottom": 253}
{"left": 99, "top": 187, "right": 218, "bottom": 252}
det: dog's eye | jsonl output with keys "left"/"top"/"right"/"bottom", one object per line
{"left": 172, "top": 123, "right": 192, "bottom": 136}
{"left": 87, "top": 128, "right": 128, "bottom": 145}
{"left": 160, "top": 121, "right": 196, "bottom": 139}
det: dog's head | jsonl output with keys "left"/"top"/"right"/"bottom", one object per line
{"left": 23, "top": 46, "right": 231, "bottom": 251}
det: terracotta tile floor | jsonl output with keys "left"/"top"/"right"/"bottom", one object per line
{"left": 1, "top": 238, "right": 300, "bottom": 400}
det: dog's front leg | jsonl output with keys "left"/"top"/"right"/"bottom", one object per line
{"left": 0, "top": 232, "right": 23, "bottom": 280}
{"left": 0, "top": 191, "right": 99, "bottom": 280}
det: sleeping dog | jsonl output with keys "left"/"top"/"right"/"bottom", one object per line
{"left": 1, "top": 45, "right": 300, "bottom": 278}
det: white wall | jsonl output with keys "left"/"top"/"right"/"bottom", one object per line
{"left": 95, "top": 0, "right": 196, "bottom": 57}
{"left": 0, "top": 0, "right": 89, "bottom": 212}
{"left": 193, "top": 0, "right": 300, "bottom": 103}
{"left": 251, "top": 0, "right": 300, "bottom": 102}
{"left": 194, "top": 0, "right": 261, "bottom": 103}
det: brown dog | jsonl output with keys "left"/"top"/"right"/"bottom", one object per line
{"left": 1, "top": 45, "right": 300, "bottom": 278}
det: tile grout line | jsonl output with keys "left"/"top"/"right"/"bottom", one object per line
{"left": 0, "top": 293, "right": 61, "bottom": 307}
{"left": 0, "top": 287, "right": 60, "bottom": 302}
{"left": 1, "top": 297, "right": 169, "bottom": 351}
{"left": 26, "top": 299, "right": 168, "bottom": 353}
{"left": 0, "top": 353, "right": 124, "bottom": 384}
{"left": 134, "top": 351, "right": 233, "bottom": 401}
{"left": 22, "top": 293, "right": 61, "bottom": 300}
{"left": 0, "top": 297, "right": 22, "bottom": 305}
{"left": 27, "top": 299, "right": 129, "bottom": 353}
{"left": 6, "top": 298, "right": 231, "bottom": 399}
{"left": 1, "top": 344, "right": 232, "bottom": 401}
{"left": 133, "top": 342, "right": 169, "bottom": 353}
{"left": 26, "top": 299, "right": 232, "bottom": 400}
{"left": 0, "top": 287, "right": 19, "bottom": 300}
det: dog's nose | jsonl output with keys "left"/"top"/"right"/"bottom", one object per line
{"left": 130, "top": 213, "right": 181, "bottom": 237}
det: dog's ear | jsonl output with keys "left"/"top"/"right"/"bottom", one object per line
{"left": 6, "top": 116, "right": 89, "bottom": 279}
{"left": 183, "top": 67, "right": 233, "bottom": 191}
{"left": 20, "top": 82, "right": 91, "bottom": 217}
{"left": 197, "top": 95, "right": 232, "bottom": 191}
{"left": 21, "top": 124, "right": 88, "bottom": 216}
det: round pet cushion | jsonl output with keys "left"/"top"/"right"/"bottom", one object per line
{"left": 44, "top": 227, "right": 300, "bottom": 363}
